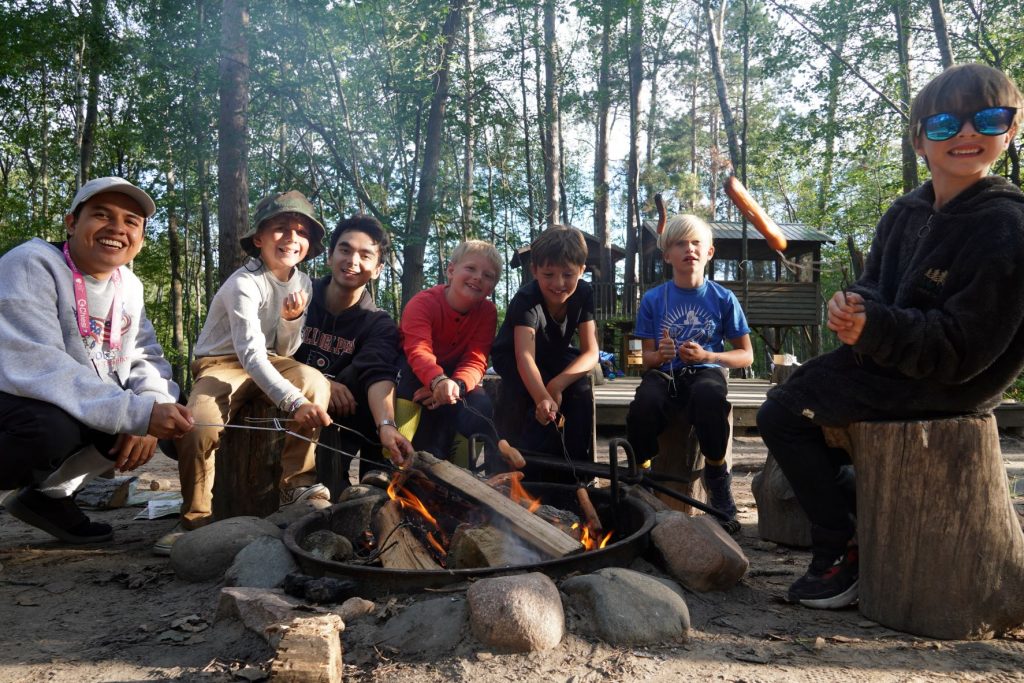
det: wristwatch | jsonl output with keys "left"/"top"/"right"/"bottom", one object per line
{"left": 377, "top": 419, "right": 398, "bottom": 433}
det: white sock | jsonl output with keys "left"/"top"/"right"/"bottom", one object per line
{"left": 38, "top": 445, "right": 114, "bottom": 499}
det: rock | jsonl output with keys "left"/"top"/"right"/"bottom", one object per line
{"left": 467, "top": 572, "right": 564, "bottom": 652}
{"left": 283, "top": 573, "right": 358, "bottom": 604}
{"left": 324, "top": 495, "right": 387, "bottom": 543}
{"left": 337, "top": 484, "right": 389, "bottom": 503}
{"left": 216, "top": 587, "right": 308, "bottom": 643}
{"left": 299, "top": 530, "right": 353, "bottom": 562}
{"left": 562, "top": 567, "right": 689, "bottom": 645}
{"left": 328, "top": 597, "right": 376, "bottom": 624}
{"left": 374, "top": 597, "right": 468, "bottom": 655}
{"left": 263, "top": 499, "right": 332, "bottom": 528}
{"left": 225, "top": 536, "right": 299, "bottom": 589}
{"left": 170, "top": 516, "right": 281, "bottom": 583}
{"left": 268, "top": 614, "right": 344, "bottom": 683}
{"left": 651, "top": 511, "right": 749, "bottom": 592}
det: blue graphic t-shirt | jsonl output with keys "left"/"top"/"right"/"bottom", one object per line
{"left": 634, "top": 280, "right": 750, "bottom": 372}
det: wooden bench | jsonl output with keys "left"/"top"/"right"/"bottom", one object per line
{"left": 825, "top": 415, "right": 1024, "bottom": 640}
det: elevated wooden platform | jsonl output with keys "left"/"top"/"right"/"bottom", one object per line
{"left": 593, "top": 377, "right": 1024, "bottom": 434}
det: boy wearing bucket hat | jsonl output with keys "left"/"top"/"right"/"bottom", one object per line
{"left": 0, "top": 177, "right": 193, "bottom": 544}
{"left": 157, "top": 190, "right": 332, "bottom": 554}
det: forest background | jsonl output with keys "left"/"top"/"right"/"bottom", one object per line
{"left": 1, "top": 0, "right": 1022, "bottom": 395}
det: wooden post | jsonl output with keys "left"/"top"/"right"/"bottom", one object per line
{"left": 827, "top": 415, "right": 1024, "bottom": 639}
{"left": 213, "top": 401, "right": 285, "bottom": 520}
{"left": 651, "top": 408, "right": 733, "bottom": 515}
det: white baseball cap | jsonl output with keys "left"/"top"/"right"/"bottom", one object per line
{"left": 69, "top": 177, "right": 156, "bottom": 218}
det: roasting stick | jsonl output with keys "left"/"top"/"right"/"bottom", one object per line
{"left": 455, "top": 397, "right": 526, "bottom": 470}
{"left": 189, "top": 419, "right": 399, "bottom": 471}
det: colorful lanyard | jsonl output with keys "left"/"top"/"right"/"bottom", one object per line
{"left": 63, "top": 242, "right": 123, "bottom": 350}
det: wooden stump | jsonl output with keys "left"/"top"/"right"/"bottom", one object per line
{"left": 213, "top": 401, "right": 285, "bottom": 520}
{"left": 750, "top": 453, "right": 812, "bottom": 547}
{"left": 827, "top": 415, "right": 1024, "bottom": 639}
{"left": 651, "top": 409, "right": 733, "bottom": 515}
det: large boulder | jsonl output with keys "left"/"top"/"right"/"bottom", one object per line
{"left": 467, "top": 572, "right": 564, "bottom": 652}
{"left": 171, "top": 516, "right": 282, "bottom": 583}
{"left": 562, "top": 567, "right": 689, "bottom": 645}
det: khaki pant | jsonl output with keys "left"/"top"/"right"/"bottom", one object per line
{"left": 177, "top": 355, "right": 330, "bottom": 530}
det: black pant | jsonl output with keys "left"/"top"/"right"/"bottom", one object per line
{"left": 396, "top": 359, "right": 497, "bottom": 465}
{"left": 757, "top": 397, "right": 855, "bottom": 535}
{"left": 0, "top": 393, "right": 116, "bottom": 490}
{"left": 495, "top": 371, "right": 594, "bottom": 482}
{"left": 626, "top": 367, "right": 731, "bottom": 463}
{"left": 316, "top": 398, "right": 379, "bottom": 494}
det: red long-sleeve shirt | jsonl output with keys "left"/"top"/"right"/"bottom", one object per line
{"left": 399, "top": 285, "right": 497, "bottom": 392}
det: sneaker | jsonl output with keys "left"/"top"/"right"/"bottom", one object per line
{"left": 705, "top": 468, "right": 739, "bottom": 533}
{"left": 786, "top": 546, "right": 859, "bottom": 609}
{"left": 279, "top": 483, "right": 331, "bottom": 508}
{"left": 6, "top": 487, "right": 113, "bottom": 544}
{"left": 153, "top": 523, "right": 186, "bottom": 557}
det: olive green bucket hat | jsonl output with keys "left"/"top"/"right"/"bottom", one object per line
{"left": 240, "top": 190, "right": 326, "bottom": 261}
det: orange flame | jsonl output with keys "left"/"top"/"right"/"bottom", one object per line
{"left": 508, "top": 476, "right": 542, "bottom": 513}
{"left": 388, "top": 478, "right": 439, "bottom": 527}
{"left": 426, "top": 531, "right": 447, "bottom": 556}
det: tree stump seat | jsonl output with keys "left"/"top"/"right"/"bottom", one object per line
{"left": 750, "top": 452, "right": 811, "bottom": 547}
{"left": 650, "top": 408, "right": 733, "bottom": 515}
{"left": 824, "top": 414, "right": 1024, "bottom": 640}
{"left": 212, "top": 400, "right": 287, "bottom": 520}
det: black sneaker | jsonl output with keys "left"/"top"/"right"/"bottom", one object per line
{"left": 787, "top": 546, "right": 859, "bottom": 609}
{"left": 705, "top": 468, "right": 739, "bottom": 533}
{"left": 6, "top": 487, "right": 113, "bottom": 544}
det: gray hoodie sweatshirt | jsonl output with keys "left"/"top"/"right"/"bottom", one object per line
{"left": 0, "top": 238, "right": 178, "bottom": 435}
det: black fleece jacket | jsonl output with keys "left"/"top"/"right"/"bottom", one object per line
{"left": 293, "top": 278, "right": 399, "bottom": 397}
{"left": 770, "top": 176, "right": 1024, "bottom": 426}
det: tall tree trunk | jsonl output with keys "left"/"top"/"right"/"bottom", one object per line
{"left": 542, "top": 0, "right": 561, "bottom": 229}
{"left": 217, "top": 0, "right": 249, "bottom": 285}
{"left": 166, "top": 159, "right": 185, "bottom": 389}
{"left": 594, "top": 0, "right": 611, "bottom": 285}
{"left": 893, "top": 0, "right": 919, "bottom": 193}
{"left": 704, "top": 0, "right": 741, "bottom": 172}
{"left": 928, "top": 0, "right": 954, "bottom": 68}
{"left": 518, "top": 7, "right": 537, "bottom": 239}
{"left": 402, "top": 0, "right": 465, "bottom": 306}
{"left": 80, "top": 0, "right": 106, "bottom": 184}
{"left": 625, "top": 0, "right": 642, "bottom": 291}
{"left": 461, "top": 2, "right": 475, "bottom": 240}
{"left": 818, "top": 4, "right": 850, "bottom": 219}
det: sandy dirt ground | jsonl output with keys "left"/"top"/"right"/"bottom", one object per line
{"left": 2, "top": 431, "right": 1023, "bottom": 683}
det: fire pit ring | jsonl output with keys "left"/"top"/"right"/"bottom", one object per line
{"left": 283, "top": 483, "right": 656, "bottom": 595}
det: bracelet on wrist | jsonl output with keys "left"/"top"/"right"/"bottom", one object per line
{"left": 429, "top": 374, "right": 449, "bottom": 391}
{"left": 287, "top": 396, "right": 307, "bottom": 413}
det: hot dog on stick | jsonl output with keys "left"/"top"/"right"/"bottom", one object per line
{"left": 724, "top": 175, "right": 787, "bottom": 252}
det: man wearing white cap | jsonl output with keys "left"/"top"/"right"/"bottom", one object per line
{"left": 0, "top": 177, "right": 193, "bottom": 543}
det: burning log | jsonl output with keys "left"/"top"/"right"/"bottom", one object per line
{"left": 412, "top": 451, "right": 583, "bottom": 558}
{"left": 576, "top": 488, "right": 603, "bottom": 535}
{"left": 448, "top": 523, "right": 542, "bottom": 569}
{"left": 370, "top": 499, "right": 442, "bottom": 571}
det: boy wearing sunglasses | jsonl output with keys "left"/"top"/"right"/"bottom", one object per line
{"left": 757, "top": 63, "right": 1024, "bottom": 609}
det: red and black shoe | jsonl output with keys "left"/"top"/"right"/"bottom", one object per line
{"left": 787, "top": 545, "right": 859, "bottom": 609}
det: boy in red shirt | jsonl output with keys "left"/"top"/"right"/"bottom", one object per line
{"left": 397, "top": 240, "right": 501, "bottom": 462}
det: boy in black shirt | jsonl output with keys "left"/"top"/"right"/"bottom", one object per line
{"left": 491, "top": 226, "right": 599, "bottom": 478}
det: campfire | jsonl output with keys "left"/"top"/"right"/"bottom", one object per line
{"left": 362, "top": 452, "right": 615, "bottom": 572}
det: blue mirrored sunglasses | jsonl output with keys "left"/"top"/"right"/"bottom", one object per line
{"left": 920, "top": 106, "right": 1017, "bottom": 142}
